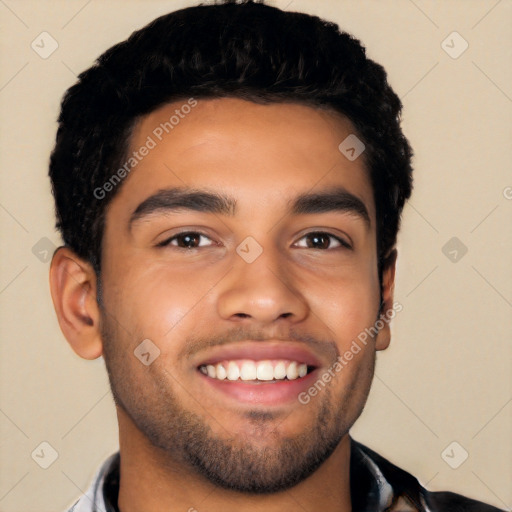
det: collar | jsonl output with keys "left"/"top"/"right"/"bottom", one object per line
{"left": 350, "top": 439, "right": 432, "bottom": 511}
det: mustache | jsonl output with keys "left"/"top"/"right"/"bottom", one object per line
{"left": 176, "top": 326, "right": 340, "bottom": 364}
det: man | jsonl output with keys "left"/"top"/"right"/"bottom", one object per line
{"left": 48, "top": 1, "right": 504, "bottom": 511}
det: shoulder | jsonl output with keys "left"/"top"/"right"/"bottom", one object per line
{"left": 423, "top": 490, "right": 506, "bottom": 512}
{"left": 62, "top": 452, "right": 120, "bottom": 512}
{"left": 351, "top": 439, "right": 506, "bottom": 512}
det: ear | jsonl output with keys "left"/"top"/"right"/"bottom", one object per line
{"left": 375, "top": 249, "right": 397, "bottom": 351}
{"left": 49, "top": 246, "right": 103, "bottom": 359}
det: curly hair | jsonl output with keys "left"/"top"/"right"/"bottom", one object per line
{"left": 49, "top": 0, "right": 413, "bottom": 286}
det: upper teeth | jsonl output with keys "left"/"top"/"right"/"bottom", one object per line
{"left": 199, "top": 360, "right": 309, "bottom": 381}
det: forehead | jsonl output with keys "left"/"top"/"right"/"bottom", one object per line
{"left": 107, "top": 98, "right": 375, "bottom": 224}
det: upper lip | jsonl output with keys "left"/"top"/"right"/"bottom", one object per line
{"left": 196, "top": 341, "right": 323, "bottom": 368}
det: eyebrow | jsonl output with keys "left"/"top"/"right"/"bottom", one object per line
{"left": 129, "top": 186, "right": 371, "bottom": 229}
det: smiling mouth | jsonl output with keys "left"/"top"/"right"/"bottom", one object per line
{"left": 198, "top": 359, "right": 316, "bottom": 383}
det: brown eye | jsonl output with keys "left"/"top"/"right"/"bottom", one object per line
{"left": 158, "top": 232, "right": 214, "bottom": 249}
{"left": 295, "top": 231, "right": 351, "bottom": 250}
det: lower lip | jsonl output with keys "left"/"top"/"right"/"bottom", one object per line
{"left": 197, "top": 368, "right": 320, "bottom": 406}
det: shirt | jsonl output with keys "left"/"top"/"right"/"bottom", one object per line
{"left": 65, "top": 437, "right": 505, "bottom": 512}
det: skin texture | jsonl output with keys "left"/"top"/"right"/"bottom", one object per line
{"left": 50, "top": 98, "right": 397, "bottom": 512}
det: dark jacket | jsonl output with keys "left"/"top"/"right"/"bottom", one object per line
{"left": 351, "top": 440, "right": 505, "bottom": 511}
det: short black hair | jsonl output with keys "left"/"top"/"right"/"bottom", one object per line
{"left": 49, "top": 0, "right": 413, "bottom": 286}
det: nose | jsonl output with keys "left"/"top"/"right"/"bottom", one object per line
{"left": 216, "top": 247, "right": 309, "bottom": 325}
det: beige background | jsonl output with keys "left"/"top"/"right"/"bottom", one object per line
{"left": 0, "top": 0, "right": 511, "bottom": 510}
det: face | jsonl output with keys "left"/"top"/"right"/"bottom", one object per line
{"left": 97, "top": 98, "right": 391, "bottom": 493}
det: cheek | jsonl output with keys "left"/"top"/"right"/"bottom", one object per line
{"left": 308, "top": 268, "right": 379, "bottom": 350}
{"left": 104, "top": 260, "right": 221, "bottom": 342}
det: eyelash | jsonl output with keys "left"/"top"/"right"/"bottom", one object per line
{"left": 157, "top": 231, "right": 352, "bottom": 250}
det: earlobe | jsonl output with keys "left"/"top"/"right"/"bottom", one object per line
{"left": 49, "top": 247, "right": 103, "bottom": 360}
{"left": 375, "top": 249, "right": 397, "bottom": 351}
